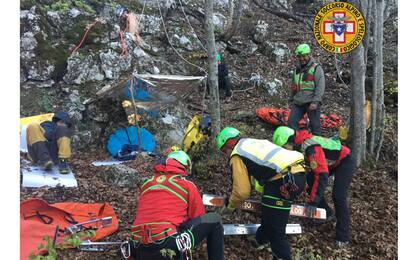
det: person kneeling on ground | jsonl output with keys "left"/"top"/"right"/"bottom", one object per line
{"left": 130, "top": 150, "right": 224, "bottom": 260}
{"left": 26, "top": 111, "right": 72, "bottom": 174}
{"left": 216, "top": 127, "right": 306, "bottom": 260}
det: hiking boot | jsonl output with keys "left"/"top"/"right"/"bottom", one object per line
{"left": 39, "top": 160, "right": 54, "bottom": 171}
{"left": 58, "top": 159, "right": 70, "bottom": 174}
{"left": 314, "top": 214, "right": 337, "bottom": 225}
{"left": 335, "top": 240, "right": 350, "bottom": 248}
{"left": 247, "top": 235, "right": 271, "bottom": 252}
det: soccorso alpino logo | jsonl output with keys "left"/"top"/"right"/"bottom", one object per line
{"left": 313, "top": 2, "right": 366, "bottom": 54}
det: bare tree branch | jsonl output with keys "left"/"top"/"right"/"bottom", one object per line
{"left": 252, "top": 0, "right": 312, "bottom": 30}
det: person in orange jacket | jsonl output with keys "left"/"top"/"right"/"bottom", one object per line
{"left": 130, "top": 150, "right": 224, "bottom": 260}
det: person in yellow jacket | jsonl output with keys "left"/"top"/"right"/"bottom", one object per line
{"left": 216, "top": 127, "right": 306, "bottom": 260}
{"left": 26, "top": 111, "right": 72, "bottom": 174}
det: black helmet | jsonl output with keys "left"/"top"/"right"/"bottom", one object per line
{"left": 53, "top": 111, "right": 71, "bottom": 127}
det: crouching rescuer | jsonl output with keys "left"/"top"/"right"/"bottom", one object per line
{"left": 26, "top": 111, "right": 72, "bottom": 174}
{"left": 130, "top": 151, "right": 224, "bottom": 260}
{"left": 216, "top": 127, "right": 306, "bottom": 260}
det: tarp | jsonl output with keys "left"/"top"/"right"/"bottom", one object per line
{"left": 20, "top": 199, "right": 118, "bottom": 260}
{"left": 90, "top": 74, "right": 205, "bottom": 118}
{"left": 107, "top": 126, "right": 156, "bottom": 158}
{"left": 21, "top": 160, "right": 78, "bottom": 188}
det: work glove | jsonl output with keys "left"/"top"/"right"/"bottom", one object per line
{"left": 255, "top": 180, "right": 264, "bottom": 194}
{"left": 219, "top": 199, "right": 235, "bottom": 216}
{"left": 305, "top": 203, "right": 317, "bottom": 218}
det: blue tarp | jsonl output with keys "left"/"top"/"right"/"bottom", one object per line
{"left": 107, "top": 126, "right": 156, "bottom": 158}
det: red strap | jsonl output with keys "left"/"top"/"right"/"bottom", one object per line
{"left": 71, "top": 19, "right": 100, "bottom": 54}
{"left": 119, "top": 31, "right": 128, "bottom": 57}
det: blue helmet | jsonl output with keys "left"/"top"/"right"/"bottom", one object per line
{"left": 116, "top": 6, "right": 126, "bottom": 17}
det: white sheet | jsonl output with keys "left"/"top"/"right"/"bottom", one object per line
{"left": 21, "top": 164, "right": 78, "bottom": 188}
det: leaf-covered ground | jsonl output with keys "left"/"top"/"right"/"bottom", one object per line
{"left": 20, "top": 2, "right": 397, "bottom": 259}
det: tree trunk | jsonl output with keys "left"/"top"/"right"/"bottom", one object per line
{"left": 348, "top": 0, "right": 369, "bottom": 167}
{"left": 369, "top": 0, "right": 385, "bottom": 155}
{"left": 204, "top": 0, "right": 221, "bottom": 145}
{"left": 221, "top": 0, "right": 243, "bottom": 42}
{"left": 225, "top": 0, "right": 235, "bottom": 32}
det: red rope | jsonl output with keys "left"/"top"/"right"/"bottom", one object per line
{"left": 71, "top": 18, "right": 101, "bottom": 55}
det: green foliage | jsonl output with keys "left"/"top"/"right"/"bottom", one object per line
{"left": 37, "top": 94, "right": 54, "bottom": 112}
{"left": 50, "top": 0, "right": 71, "bottom": 14}
{"left": 74, "top": 0, "right": 96, "bottom": 14}
{"left": 160, "top": 248, "right": 177, "bottom": 259}
{"left": 29, "top": 236, "right": 57, "bottom": 260}
{"left": 384, "top": 79, "right": 398, "bottom": 96}
{"left": 29, "top": 230, "right": 96, "bottom": 260}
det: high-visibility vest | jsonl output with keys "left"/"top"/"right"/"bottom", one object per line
{"left": 291, "top": 63, "right": 318, "bottom": 92}
{"left": 302, "top": 136, "right": 342, "bottom": 152}
{"left": 230, "top": 138, "right": 304, "bottom": 173}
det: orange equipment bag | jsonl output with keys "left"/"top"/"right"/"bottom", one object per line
{"left": 20, "top": 198, "right": 119, "bottom": 260}
{"left": 255, "top": 108, "right": 308, "bottom": 128}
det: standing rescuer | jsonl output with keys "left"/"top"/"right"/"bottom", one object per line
{"left": 26, "top": 111, "right": 72, "bottom": 174}
{"left": 130, "top": 150, "right": 224, "bottom": 260}
{"left": 216, "top": 127, "right": 306, "bottom": 260}
{"left": 272, "top": 126, "right": 355, "bottom": 247}
{"left": 288, "top": 43, "right": 325, "bottom": 135}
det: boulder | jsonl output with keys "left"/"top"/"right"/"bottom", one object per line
{"left": 64, "top": 53, "right": 104, "bottom": 84}
{"left": 260, "top": 41, "right": 290, "bottom": 64}
{"left": 100, "top": 49, "right": 132, "bottom": 80}
{"left": 253, "top": 20, "right": 269, "bottom": 44}
{"left": 264, "top": 78, "right": 283, "bottom": 96}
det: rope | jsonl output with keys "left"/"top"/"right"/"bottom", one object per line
{"left": 71, "top": 17, "right": 104, "bottom": 54}
{"left": 156, "top": 0, "right": 207, "bottom": 74}
{"left": 177, "top": 0, "right": 207, "bottom": 52}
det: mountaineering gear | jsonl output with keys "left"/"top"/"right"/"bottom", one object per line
{"left": 273, "top": 126, "right": 295, "bottom": 147}
{"left": 290, "top": 129, "right": 354, "bottom": 243}
{"left": 131, "top": 157, "right": 224, "bottom": 260}
{"left": 256, "top": 177, "right": 306, "bottom": 260}
{"left": 288, "top": 57, "right": 325, "bottom": 135}
{"left": 21, "top": 199, "right": 119, "bottom": 260}
{"left": 295, "top": 43, "right": 311, "bottom": 56}
{"left": 59, "top": 159, "right": 70, "bottom": 174}
{"left": 167, "top": 150, "right": 191, "bottom": 168}
{"left": 304, "top": 204, "right": 317, "bottom": 218}
{"left": 202, "top": 194, "right": 327, "bottom": 219}
{"left": 216, "top": 127, "right": 241, "bottom": 149}
{"left": 219, "top": 133, "right": 307, "bottom": 260}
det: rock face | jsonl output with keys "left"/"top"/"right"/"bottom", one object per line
{"left": 260, "top": 41, "right": 291, "bottom": 64}
{"left": 264, "top": 78, "right": 283, "bottom": 96}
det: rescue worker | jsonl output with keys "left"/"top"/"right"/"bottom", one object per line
{"left": 117, "top": 6, "right": 141, "bottom": 45}
{"left": 216, "top": 127, "right": 306, "bottom": 260}
{"left": 288, "top": 43, "right": 325, "bottom": 135}
{"left": 130, "top": 150, "right": 224, "bottom": 260}
{"left": 217, "top": 54, "right": 232, "bottom": 103}
{"left": 26, "top": 111, "right": 72, "bottom": 174}
{"left": 272, "top": 126, "right": 355, "bottom": 247}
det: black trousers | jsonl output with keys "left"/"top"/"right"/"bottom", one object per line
{"left": 206, "top": 76, "right": 232, "bottom": 98}
{"left": 256, "top": 173, "right": 306, "bottom": 260}
{"left": 288, "top": 103, "right": 322, "bottom": 135}
{"left": 133, "top": 222, "right": 224, "bottom": 260}
{"left": 307, "top": 155, "right": 355, "bottom": 242}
